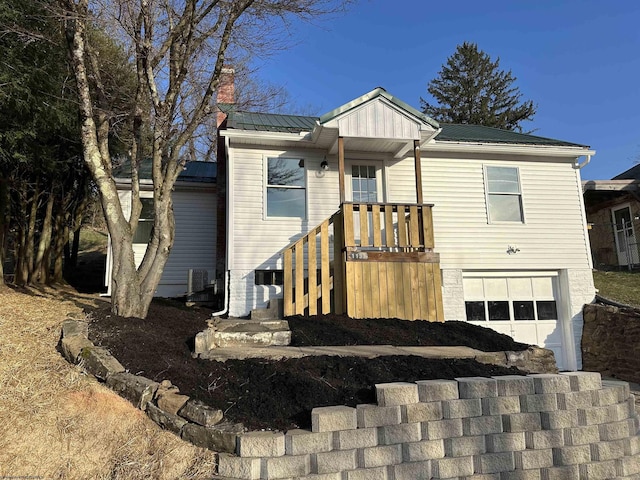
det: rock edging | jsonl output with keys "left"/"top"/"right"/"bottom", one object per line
{"left": 59, "top": 318, "right": 244, "bottom": 454}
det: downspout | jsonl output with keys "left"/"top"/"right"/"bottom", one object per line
{"left": 211, "top": 135, "right": 232, "bottom": 317}
{"left": 574, "top": 154, "right": 591, "bottom": 169}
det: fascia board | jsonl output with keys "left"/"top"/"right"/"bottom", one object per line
{"left": 426, "top": 141, "right": 596, "bottom": 158}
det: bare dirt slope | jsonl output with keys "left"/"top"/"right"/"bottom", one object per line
{"left": 0, "top": 287, "right": 216, "bottom": 480}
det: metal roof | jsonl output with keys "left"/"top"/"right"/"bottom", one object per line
{"left": 226, "top": 109, "right": 588, "bottom": 148}
{"left": 612, "top": 164, "right": 640, "bottom": 180}
{"left": 437, "top": 124, "right": 588, "bottom": 148}
{"left": 226, "top": 111, "right": 317, "bottom": 133}
{"left": 113, "top": 159, "right": 217, "bottom": 183}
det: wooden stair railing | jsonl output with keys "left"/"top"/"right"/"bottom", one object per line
{"left": 282, "top": 210, "right": 344, "bottom": 316}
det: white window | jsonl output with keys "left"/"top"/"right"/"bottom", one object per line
{"left": 485, "top": 166, "right": 524, "bottom": 223}
{"left": 351, "top": 165, "right": 378, "bottom": 202}
{"left": 133, "top": 198, "right": 154, "bottom": 243}
{"left": 266, "top": 157, "right": 306, "bottom": 218}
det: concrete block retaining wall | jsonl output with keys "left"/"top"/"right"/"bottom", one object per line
{"left": 219, "top": 374, "right": 640, "bottom": 479}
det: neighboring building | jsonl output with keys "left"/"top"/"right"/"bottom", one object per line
{"left": 583, "top": 165, "right": 640, "bottom": 269}
{"left": 109, "top": 86, "right": 596, "bottom": 371}
{"left": 105, "top": 161, "right": 217, "bottom": 298}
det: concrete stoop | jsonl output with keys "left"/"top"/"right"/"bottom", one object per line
{"left": 250, "top": 298, "right": 284, "bottom": 321}
{"left": 194, "top": 317, "right": 292, "bottom": 355}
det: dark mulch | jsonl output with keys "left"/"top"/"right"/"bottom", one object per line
{"left": 87, "top": 300, "right": 528, "bottom": 431}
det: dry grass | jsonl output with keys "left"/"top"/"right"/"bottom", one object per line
{"left": 0, "top": 286, "right": 217, "bottom": 480}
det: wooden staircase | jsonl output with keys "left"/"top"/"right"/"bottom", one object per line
{"left": 281, "top": 202, "right": 444, "bottom": 321}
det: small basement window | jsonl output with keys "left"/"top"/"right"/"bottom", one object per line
{"left": 255, "top": 270, "right": 284, "bottom": 286}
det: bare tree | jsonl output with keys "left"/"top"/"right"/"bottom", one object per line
{"left": 57, "top": 0, "right": 351, "bottom": 317}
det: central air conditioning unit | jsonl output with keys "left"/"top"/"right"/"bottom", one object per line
{"left": 187, "top": 269, "right": 216, "bottom": 304}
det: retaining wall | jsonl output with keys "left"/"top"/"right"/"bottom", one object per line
{"left": 60, "top": 318, "right": 640, "bottom": 479}
{"left": 219, "top": 374, "right": 640, "bottom": 479}
{"left": 582, "top": 303, "right": 640, "bottom": 384}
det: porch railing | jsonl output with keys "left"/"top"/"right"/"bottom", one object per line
{"left": 282, "top": 202, "right": 437, "bottom": 317}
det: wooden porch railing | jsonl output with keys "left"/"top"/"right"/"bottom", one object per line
{"left": 282, "top": 202, "right": 441, "bottom": 319}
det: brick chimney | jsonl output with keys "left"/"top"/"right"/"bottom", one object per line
{"left": 216, "top": 67, "right": 235, "bottom": 128}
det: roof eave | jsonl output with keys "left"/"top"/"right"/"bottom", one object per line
{"left": 426, "top": 140, "right": 595, "bottom": 158}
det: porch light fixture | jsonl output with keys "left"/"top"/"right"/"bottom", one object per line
{"left": 320, "top": 159, "right": 329, "bottom": 171}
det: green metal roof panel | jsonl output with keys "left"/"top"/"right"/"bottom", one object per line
{"left": 226, "top": 111, "right": 317, "bottom": 133}
{"left": 437, "top": 124, "right": 588, "bottom": 148}
{"left": 114, "top": 159, "right": 216, "bottom": 182}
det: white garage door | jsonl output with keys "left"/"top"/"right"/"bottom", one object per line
{"left": 463, "top": 273, "right": 566, "bottom": 370}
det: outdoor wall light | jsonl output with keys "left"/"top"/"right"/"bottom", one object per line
{"left": 320, "top": 159, "right": 329, "bottom": 171}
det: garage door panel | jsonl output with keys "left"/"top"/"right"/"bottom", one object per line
{"left": 463, "top": 273, "right": 565, "bottom": 370}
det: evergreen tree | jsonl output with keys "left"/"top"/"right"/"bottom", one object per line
{"left": 421, "top": 42, "right": 537, "bottom": 132}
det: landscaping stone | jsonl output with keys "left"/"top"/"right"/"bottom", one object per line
{"left": 551, "top": 445, "right": 591, "bottom": 466}
{"left": 456, "top": 377, "right": 498, "bottom": 399}
{"left": 237, "top": 431, "right": 285, "bottom": 457}
{"left": 442, "top": 398, "right": 482, "bottom": 419}
{"left": 333, "top": 428, "right": 377, "bottom": 450}
{"left": 529, "top": 374, "right": 571, "bottom": 395}
{"left": 562, "top": 425, "right": 600, "bottom": 446}
{"left": 261, "top": 454, "right": 310, "bottom": 478}
{"left": 493, "top": 375, "right": 535, "bottom": 397}
{"left": 285, "top": 429, "right": 333, "bottom": 455}
{"left": 500, "top": 470, "right": 542, "bottom": 480}
{"left": 79, "top": 345, "right": 125, "bottom": 381}
{"left": 590, "top": 439, "right": 627, "bottom": 461}
{"left": 313, "top": 449, "right": 357, "bottom": 474}
{"left": 485, "top": 432, "right": 525, "bottom": 453}
{"left": 444, "top": 435, "right": 485, "bottom": 457}
{"left": 422, "top": 418, "right": 464, "bottom": 440}
{"left": 61, "top": 319, "right": 89, "bottom": 338}
{"left": 540, "top": 410, "right": 578, "bottom": 430}
{"left": 524, "top": 430, "right": 564, "bottom": 450}
{"left": 218, "top": 453, "right": 260, "bottom": 480}
{"left": 578, "top": 459, "right": 617, "bottom": 480}
{"left": 389, "top": 460, "right": 432, "bottom": 480}
{"left": 106, "top": 372, "right": 158, "bottom": 410}
{"left": 358, "top": 444, "right": 402, "bottom": 468}
{"left": 513, "top": 448, "right": 553, "bottom": 469}
{"left": 312, "top": 406, "right": 357, "bottom": 432}
{"left": 156, "top": 390, "right": 189, "bottom": 416}
{"left": 502, "top": 413, "right": 542, "bottom": 433}
{"left": 559, "top": 371, "right": 602, "bottom": 392}
{"left": 416, "top": 379, "right": 459, "bottom": 402}
{"left": 431, "top": 455, "right": 474, "bottom": 478}
{"left": 377, "top": 423, "right": 421, "bottom": 446}
{"left": 146, "top": 403, "right": 188, "bottom": 435}
{"left": 181, "top": 422, "right": 243, "bottom": 453}
{"left": 375, "top": 382, "right": 419, "bottom": 407}
{"left": 556, "top": 391, "right": 595, "bottom": 410}
{"left": 482, "top": 396, "right": 521, "bottom": 416}
{"left": 616, "top": 455, "right": 640, "bottom": 476}
{"left": 402, "top": 439, "right": 445, "bottom": 461}
{"left": 60, "top": 335, "right": 93, "bottom": 364}
{"left": 519, "top": 393, "right": 558, "bottom": 413}
{"left": 356, "top": 404, "right": 401, "bottom": 428}
{"left": 463, "top": 415, "right": 502, "bottom": 436}
{"left": 401, "top": 401, "right": 442, "bottom": 423}
{"left": 540, "top": 464, "right": 579, "bottom": 480}
{"left": 178, "top": 399, "right": 224, "bottom": 427}
{"left": 344, "top": 466, "right": 386, "bottom": 480}
{"left": 473, "top": 452, "right": 515, "bottom": 474}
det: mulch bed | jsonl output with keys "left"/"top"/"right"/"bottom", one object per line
{"left": 87, "top": 300, "right": 528, "bottom": 431}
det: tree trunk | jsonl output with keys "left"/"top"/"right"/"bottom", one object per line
{"left": 51, "top": 208, "right": 68, "bottom": 284}
{"left": 0, "top": 179, "right": 7, "bottom": 287}
{"left": 34, "top": 192, "right": 55, "bottom": 283}
{"left": 25, "top": 184, "right": 39, "bottom": 282}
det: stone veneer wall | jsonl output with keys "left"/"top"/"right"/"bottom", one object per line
{"left": 582, "top": 303, "right": 640, "bottom": 384}
{"left": 219, "top": 373, "right": 640, "bottom": 480}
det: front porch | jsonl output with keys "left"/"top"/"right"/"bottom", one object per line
{"left": 282, "top": 201, "right": 444, "bottom": 321}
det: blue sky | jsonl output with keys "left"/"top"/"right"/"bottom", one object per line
{"left": 254, "top": 0, "right": 640, "bottom": 180}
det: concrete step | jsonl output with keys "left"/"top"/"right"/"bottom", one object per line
{"left": 194, "top": 318, "right": 291, "bottom": 355}
{"left": 250, "top": 298, "right": 284, "bottom": 320}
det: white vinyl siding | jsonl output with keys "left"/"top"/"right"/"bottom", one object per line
{"left": 230, "top": 147, "right": 340, "bottom": 272}
{"left": 111, "top": 187, "right": 217, "bottom": 298}
{"left": 386, "top": 154, "right": 592, "bottom": 271}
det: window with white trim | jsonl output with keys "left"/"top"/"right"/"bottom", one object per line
{"left": 133, "top": 198, "right": 154, "bottom": 243}
{"left": 485, "top": 166, "right": 524, "bottom": 223}
{"left": 266, "top": 158, "right": 306, "bottom": 218}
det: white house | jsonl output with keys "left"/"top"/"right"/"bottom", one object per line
{"left": 105, "top": 161, "right": 217, "bottom": 298}
{"left": 109, "top": 86, "right": 596, "bottom": 371}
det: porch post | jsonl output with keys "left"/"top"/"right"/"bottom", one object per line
{"left": 414, "top": 140, "right": 423, "bottom": 204}
{"left": 338, "top": 136, "right": 346, "bottom": 204}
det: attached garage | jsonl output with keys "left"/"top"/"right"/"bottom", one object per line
{"left": 462, "top": 272, "right": 570, "bottom": 370}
